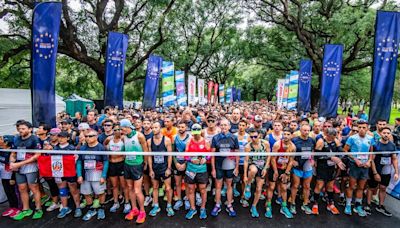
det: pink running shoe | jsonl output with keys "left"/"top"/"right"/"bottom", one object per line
{"left": 2, "top": 208, "right": 14, "bottom": 217}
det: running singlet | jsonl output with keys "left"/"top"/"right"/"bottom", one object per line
{"left": 161, "top": 127, "right": 178, "bottom": 142}
{"left": 316, "top": 138, "right": 340, "bottom": 168}
{"left": 124, "top": 131, "right": 143, "bottom": 166}
{"left": 108, "top": 138, "right": 124, "bottom": 152}
{"left": 267, "top": 133, "right": 281, "bottom": 151}
{"left": 276, "top": 141, "right": 290, "bottom": 170}
{"left": 143, "top": 131, "right": 154, "bottom": 141}
{"left": 175, "top": 134, "right": 190, "bottom": 164}
{"left": 292, "top": 136, "right": 315, "bottom": 172}
{"left": 374, "top": 141, "right": 396, "bottom": 175}
{"left": 235, "top": 132, "right": 249, "bottom": 165}
{"left": 14, "top": 135, "right": 41, "bottom": 174}
{"left": 249, "top": 140, "right": 267, "bottom": 169}
{"left": 151, "top": 136, "right": 168, "bottom": 172}
{"left": 186, "top": 139, "right": 209, "bottom": 173}
{"left": 204, "top": 129, "right": 218, "bottom": 144}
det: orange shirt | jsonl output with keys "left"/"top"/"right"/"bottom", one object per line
{"left": 161, "top": 127, "right": 178, "bottom": 142}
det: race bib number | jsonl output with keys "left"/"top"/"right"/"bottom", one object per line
{"left": 327, "top": 160, "right": 336, "bottom": 166}
{"left": 380, "top": 157, "right": 391, "bottom": 165}
{"left": 185, "top": 170, "right": 196, "bottom": 180}
{"left": 17, "top": 152, "right": 26, "bottom": 161}
{"left": 301, "top": 155, "right": 311, "bottom": 159}
{"left": 84, "top": 160, "right": 96, "bottom": 170}
{"left": 176, "top": 156, "right": 185, "bottom": 161}
{"left": 277, "top": 157, "right": 288, "bottom": 164}
{"left": 356, "top": 154, "right": 368, "bottom": 160}
{"left": 154, "top": 156, "right": 164, "bottom": 164}
{"left": 126, "top": 155, "right": 136, "bottom": 161}
{"left": 254, "top": 160, "right": 265, "bottom": 167}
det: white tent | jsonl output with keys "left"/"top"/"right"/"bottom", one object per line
{"left": 0, "top": 88, "right": 66, "bottom": 135}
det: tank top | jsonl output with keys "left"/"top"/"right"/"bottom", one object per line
{"left": 249, "top": 140, "right": 267, "bottom": 169}
{"left": 268, "top": 133, "right": 282, "bottom": 151}
{"left": 235, "top": 132, "right": 249, "bottom": 165}
{"left": 124, "top": 132, "right": 144, "bottom": 166}
{"left": 186, "top": 139, "right": 209, "bottom": 173}
{"left": 316, "top": 138, "right": 338, "bottom": 168}
{"left": 175, "top": 134, "right": 190, "bottom": 163}
{"left": 151, "top": 136, "right": 168, "bottom": 169}
{"left": 204, "top": 128, "right": 218, "bottom": 144}
{"left": 276, "top": 140, "right": 290, "bottom": 170}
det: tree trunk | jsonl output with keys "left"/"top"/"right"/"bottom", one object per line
{"left": 311, "top": 86, "right": 320, "bottom": 111}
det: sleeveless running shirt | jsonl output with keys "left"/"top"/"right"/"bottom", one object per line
{"left": 124, "top": 131, "right": 144, "bottom": 166}
{"left": 276, "top": 140, "right": 290, "bottom": 170}
{"left": 249, "top": 140, "right": 267, "bottom": 169}
{"left": 151, "top": 136, "right": 168, "bottom": 171}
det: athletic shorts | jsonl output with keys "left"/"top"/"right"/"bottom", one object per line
{"left": 124, "top": 163, "right": 143, "bottom": 181}
{"left": 16, "top": 172, "right": 39, "bottom": 185}
{"left": 185, "top": 172, "right": 209, "bottom": 185}
{"left": 216, "top": 168, "right": 234, "bottom": 180}
{"left": 316, "top": 166, "right": 336, "bottom": 182}
{"left": 172, "top": 162, "right": 186, "bottom": 176}
{"left": 61, "top": 176, "right": 77, "bottom": 183}
{"left": 108, "top": 161, "right": 125, "bottom": 177}
{"left": 268, "top": 169, "right": 286, "bottom": 182}
{"left": 153, "top": 169, "right": 171, "bottom": 181}
{"left": 293, "top": 168, "right": 313, "bottom": 179}
{"left": 348, "top": 162, "right": 369, "bottom": 180}
{"left": 249, "top": 164, "right": 264, "bottom": 178}
{"left": 233, "top": 165, "right": 244, "bottom": 183}
{"left": 80, "top": 181, "right": 106, "bottom": 195}
{"left": 368, "top": 171, "right": 391, "bottom": 188}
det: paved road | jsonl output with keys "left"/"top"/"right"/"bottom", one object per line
{"left": 1, "top": 194, "right": 399, "bottom": 228}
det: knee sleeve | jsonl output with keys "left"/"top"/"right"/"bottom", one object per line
{"left": 59, "top": 187, "right": 69, "bottom": 197}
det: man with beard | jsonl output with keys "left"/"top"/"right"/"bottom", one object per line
{"left": 229, "top": 108, "right": 241, "bottom": 134}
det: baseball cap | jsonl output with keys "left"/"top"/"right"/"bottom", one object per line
{"left": 58, "top": 131, "right": 69, "bottom": 138}
{"left": 132, "top": 113, "right": 140, "bottom": 118}
{"left": 254, "top": 115, "right": 262, "bottom": 122}
{"left": 61, "top": 119, "right": 72, "bottom": 124}
{"left": 1, "top": 135, "right": 15, "bottom": 147}
{"left": 191, "top": 124, "right": 202, "bottom": 135}
{"left": 50, "top": 128, "right": 61, "bottom": 135}
{"left": 120, "top": 119, "right": 134, "bottom": 129}
{"left": 78, "top": 123, "right": 90, "bottom": 131}
{"left": 357, "top": 119, "right": 368, "bottom": 125}
{"left": 318, "top": 117, "right": 326, "bottom": 123}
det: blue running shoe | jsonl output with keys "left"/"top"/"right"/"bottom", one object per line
{"left": 280, "top": 206, "right": 293, "bottom": 219}
{"left": 149, "top": 205, "right": 161, "bottom": 217}
{"left": 226, "top": 205, "right": 237, "bottom": 217}
{"left": 211, "top": 205, "right": 221, "bottom": 217}
{"left": 173, "top": 200, "right": 183, "bottom": 211}
{"left": 185, "top": 209, "right": 197, "bottom": 220}
{"left": 74, "top": 208, "right": 82, "bottom": 218}
{"left": 234, "top": 188, "right": 240, "bottom": 198}
{"left": 97, "top": 208, "right": 105, "bottom": 220}
{"left": 166, "top": 206, "right": 175, "bottom": 217}
{"left": 250, "top": 205, "right": 259, "bottom": 218}
{"left": 353, "top": 205, "right": 366, "bottom": 217}
{"left": 244, "top": 185, "right": 251, "bottom": 200}
{"left": 265, "top": 206, "right": 272, "bottom": 218}
{"left": 344, "top": 205, "right": 352, "bottom": 215}
{"left": 275, "top": 197, "right": 283, "bottom": 205}
{"left": 57, "top": 207, "right": 72, "bottom": 219}
{"left": 199, "top": 208, "right": 207, "bottom": 219}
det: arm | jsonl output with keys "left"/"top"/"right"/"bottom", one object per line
{"left": 166, "top": 137, "right": 173, "bottom": 170}
{"left": 147, "top": 139, "right": 153, "bottom": 172}
{"left": 264, "top": 141, "right": 271, "bottom": 170}
{"left": 392, "top": 154, "right": 399, "bottom": 180}
{"left": 243, "top": 144, "right": 250, "bottom": 180}
{"left": 271, "top": 143, "right": 279, "bottom": 174}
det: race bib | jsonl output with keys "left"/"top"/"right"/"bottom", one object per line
{"left": 254, "top": 160, "right": 265, "bottom": 167}
{"left": 154, "top": 156, "right": 164, "bottom": 164}
{"left": 176, "top": 155, "right": 185, "bottom": 161}
{"left": 126, "top": 155, "right": 136, "bottom": 161}
{"left": 185, "top": 170, "right": 196, "bottom": 180}
{"left": 327, "top": 160, "right": 336, "bottom": 166}
{"left": 84, "top": 160, "right": 96, "bottom": 170}
{"left": 55, "top": 177, "right": 62, "bottom": 183}
{"left": 301, "top": 155, "right": 311, "bottom": 159}
{"left": 17, "top": 152, "right": 26, "bottom": 161}
{"left": 380, "top": 157, "right": 391, "bottom": 165}
{"left": 277, "top": 157, "right": 288, "bottom": 164}
{"left": 356, "top": 154, "right": 368, "bottom": 160}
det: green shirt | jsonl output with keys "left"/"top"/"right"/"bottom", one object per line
{"left": 124, "top": 131, "right": 144, "bottom": 166}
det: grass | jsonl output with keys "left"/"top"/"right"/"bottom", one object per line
{"left": 338, "top": 105, "right": 400, "bottom": 125}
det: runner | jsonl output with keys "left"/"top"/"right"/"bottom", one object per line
{"left": 343, "top": 119, "right": 374, "bottom": 217}
{"left": 142, "top": 118, "right": 153, "bottom": 207}
{"left": 211, "top": 118, "right": 239, "bottom": 217}
{"left": 234, "top": 119, "right": 249, "bottom": 207}
{"left": 120, "top": 119, "right": 148, "bottom": 223}
{"left": 184, "top": 124, "right": 210, "bottom": 220}
{"left": 289, "top": 123, "right": 315, "bottom": 215}
{"left": 365, "top": 127, "right": 399, "bottom": 216}
{"left": 229, "top": 108, "right": 241, "bottom": 134}
{"left": 98, "top": 119, "right": 114, "bottom": 144}
{"left": 243, "top": 128, "right": 270, "bottom": 218}
{"left": 147, "top": 122, "right": 174, "bottom": 217}
{"left": 312, "top": 128, "right": 345, "bottom": 215}
{"left": 161, "top": 116, "right": 178, "bottom": 142}
{"left": 77, "top": 129, "right": 109, "bottom": 221}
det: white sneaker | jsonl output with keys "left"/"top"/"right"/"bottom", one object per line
{"left": 110, "top": 202, "right": 120, "bottom": 213}
{"left": 123, "top": 203, "right": 131, "bottom": 214}
{"left": 46, "top": 202, "right": 60, "bottom": 212}
{"left": 144, "top": 196, "right": 153, "bottom": 207}
{"left": 196, "top": 193, "right": 202, "bottom": 206}
{"left": 206, "top": 184, "right": 212, "bottom": 192}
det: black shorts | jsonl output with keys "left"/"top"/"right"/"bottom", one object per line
{"left": 172, "top": 162, "right": 186, "bottom": 176}
{"left": 61, "top": 176, "right": 77, "bottom": 183}
{"left": 124, "top": 163, "right": 143, "bottom": 181}
{"left": 185, "top": 172, "right": 209, "bottom": 185}
{"left": 316, "top": 166, "right": 337, "bottom": 182}
{"left": 108, "top": 161, "right": 125, "bottom": 177}
{"left": 368, "top": 171, "right": 391, "bottom": 188}
{"left": 154, "top": 168, "right": 171, "bottom": 181}
{"left": 233, "top": 165, "right": 244, "bottom": 183}
{"left": 249, "top": 164, "right": 264, "bottom": 178}
{"left": 268, "top": 169, "right": 286, "bottom": 182}
{"left": 216, "top": 168, "right": 234, "bottom": 180}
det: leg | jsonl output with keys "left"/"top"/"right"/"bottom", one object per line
{"left": 225, "top": 178, "right": 233, "bottom": 206}
{"left": 174, "top": 175, "right": 182, "bottom": 201}
{"left": 28, "top": 183, "right": 42, "bottom": 210}
{"left": 126, "top": 180, "right": 136, "bottom": 209}
{"left": 57, "top": 181, "right": 68, "bottom": 207}
{"left": 290, "top": 174, "right": 300, "bottom": 205}
{"left": 253, "top": 177, "right": 265, "bottom": 206}
{"left": 198, "top": 184, "right": 207, "bottom": 209}
{"left": 214, "top": 179, "right": 223, "bottom": 205}
{"left": 134, "top": 177, "right": 145, "bottom": 211}
{"left": 302, "top": 177, "right": 312, "bottom": 205}
{"left": 164, "top": 177, "right": 173, "bottom": 205}
{"left": 151, "top": 179, "right": 160, "bottom": 205}
{"left": 110, "top": 176, "right": 119, "bottom": 203}
{"left": 18, "top": 183, "right": 30, "bottom": 210}
{"left": 68, "top": 182, "right": 81, "bottom": 208}
{"left": 119, "top": 176, "right": 129, "bottom": 204}
{"left": 188, "top": 184, "right": 196, "bottom": 210}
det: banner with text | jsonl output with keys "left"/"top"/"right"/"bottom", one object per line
{"left": 175, "top": 70, "right": 187, "bottom": 106}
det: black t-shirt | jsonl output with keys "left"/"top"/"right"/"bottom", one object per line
{"left": 98, "top": 132, "right": 113, "bottom": 145}
{"left": 374, "top": 141, "right": 396, "bottom": 174}
{"left": 230, "top": 121, "right": 239, "bottom": 134}
{"left": 262, "top": 121, "right": 273, "bottom": 131}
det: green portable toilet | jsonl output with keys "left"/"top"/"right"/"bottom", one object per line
{"left": 65, "top": 94, "right": 94, "bottom": 117}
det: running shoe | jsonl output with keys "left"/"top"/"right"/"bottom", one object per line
{"left": 185, "top": 209, "right": 197, "bottom": 220}
{"left": 2, "top": 208, "right": 15, "bottom": 217}
{"left": 233, "top": 188, "right": 240, "bottom": 198}
{"left": 196, "top": 193, "right": 202, "bottom": 206}
{"left": 97, "top": 208, "right": 105, "bottom": 220}
{"left": 184, "top": 200, "right": 190, "bottom": 210}
{"left": 74, "top": 208, "right": 82, "bottom": 218}
{"left": 250, "top": 205, "right": 259, "bottom": 218}
{"left": 118, "top": 195, "right": 125, "bottom": 205}
{"left": 344, "top": 205, "right": 352, "bottom": 215}
{"left": 226, "top": 205, "right": 237, "bottom": 217}
{"left": 80, "top": 199, "right": 87, "bottom": 208}
{"left": 57, "top": 207, "right": 72, "bottom": 219}
{"left": 123, "top": 203, "right": 131, "bottom": 214}
{"left": 144, "top": 196, "right": 153, "bottom": 207}
{"left": 149, "top": 205, "right": 160, "bottom": 217}
{"left": 9, "top": 209, "right": 20, "bottom": 218}
{"left": 260, "top": 194, "right": 266, "bottom": 200}
{"left": 46, "top": 202, "right": 60, "bottom": 212}
{"left": 166, "top": 205, "right": 175, "bottom": 217}
{"left": 221, "top": 187, "right": 227, "bottom": 197}
{"left": 104, "top": 194, "right": 113, "bottom": 204}
{"left": 32, "top": 209, "right": 43, "bottom": 220}
{"left": 211, "top": 204, "right": 221, "bottom": 217}
{"left": 136, "top": 211, "right": 146, "bottom": 224}
{"left": 45, "top": 201, "right": 53, "bottom": 207}
{"left": 92, "top": 199, "right": 100, "bottom": 209}
{"left": 199, "top": 208, "right": 207, "bottom": 219}
{"left": 244, "top": 184, "right": 251, "bottom": 200}
{"left": 159, "top": 187, "right": 165, "bottom": 197}
{"left": 173, "top": 200, "right": 183, "bottom": 211}
{"left": 36, "top": 195, "right": 50, "bottom": 206}
{"left": 110, "top": 202, "right": 120, "bottom": 213}
{"left": 301, "top": 204, "right": 312, "bottom": 215}
{"left": 13, "top": 209, "right": 33, "bottom": 221}
{"left": 364, "top": 205, "right": 372, "bottom": 215}
{"left": 376, "top": 205, "right": 392, "bottom": 217}
{"left": 275, "top": 197, "right": 283, "bottom": 205}
{"left": 327, "top": 204, "right": 340, "bottom": 215}
{"left": 289, "top": 204, "right": 297, "bottom": 215}
{"left": 265, "top": 206, "right": 272, "bottom": 218}
{"left": 240, "top": 198, "right": 249, "bottom": 208}
{"left": 338, "top": 196, "right": 346, "bottom": 206}
{"left": 372, "top": 194, "right": 380, "bottom": 206}
{"left": 280, "top": 206, "right": 294, "bottom": 219}
{"left": 82, "top": 209, "right": 97, "bottom": 221}
{"left": 353, "top": 205, "right": 367, "bottom": 217}
{"left": 125, "top": 208, "right": 139, "bottom": 220}
{"left": 312, "top": 204, "right": 319, "bottom": 215}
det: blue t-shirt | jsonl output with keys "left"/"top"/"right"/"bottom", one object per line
{"left": 78, "top": 143, "right": 108, "bottom": 180}
{"left": 345, "top": 134, "right": 374, "bottom": 163}
{"left": 211, "top": 133, "right": 239, "bottom": 169}
{"left": 292, "top": 136, "right": 316, "bottom": 171}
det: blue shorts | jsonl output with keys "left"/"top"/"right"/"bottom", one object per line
{"left": 293, "top": 169, "right": 313, "bottom": 179}
{"left": 216, "top": 168, "right": 234, "bottom": 180}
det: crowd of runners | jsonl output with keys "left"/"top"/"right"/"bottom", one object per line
{"left": 0, "top": 102, "right": 400, "bottom": 224}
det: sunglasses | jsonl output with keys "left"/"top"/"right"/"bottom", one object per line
{"left": 192, "top": 128, "right": 201, "bottom": 131}
{"left": 85, "top": 135, "right": 97, "bottom": 138}
{"left": 250, "top": 136, "right": 258, "bottom": 139}
{"left": 104, "top": 124, "right": 113, "bottom": 127}
{"left": 37, "top": 133, "right": 46, "bottom": 136}
{"left": 352, "top": 130, "right": 359, "bottom": 133}
{"left": 208, "top": 120, "right": 215, "bottom": 123}
{"left": 114, "top": 129, "right": 121, "bottom": 131}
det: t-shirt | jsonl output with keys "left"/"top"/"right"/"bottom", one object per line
{"left": 229, "top": 121, "right": 239, "bottom": 134}
{"left": 211, "top": 133, "right": 239, "bottom": 170}
{"left": 234, "top": 132, "right": 249, "bottom": 165}
{"left": 78, "top": 143, "right": 108, "bottom": 181}
{"left": 174, "top": 134, "right": 190, "bottom": 164}
{"left": 262, "top": 121, "right": 273, "bottom": 132}
{"left": 373, "top": 141, "right": 396, "bottom": 175}
{"left": 98, "top": 132, "right": 113, "bottom": 145}
{"left": 345, "top": 134, "right": 374, "bottom": 164}
{"left": 186, "top": 139, "right": 209, "bottom": 173}
{"left": 14, "top": 135, "right": 41, "bottom": 174}
{"left": 292, "top": 136, "right": 315, "bottom": 172}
